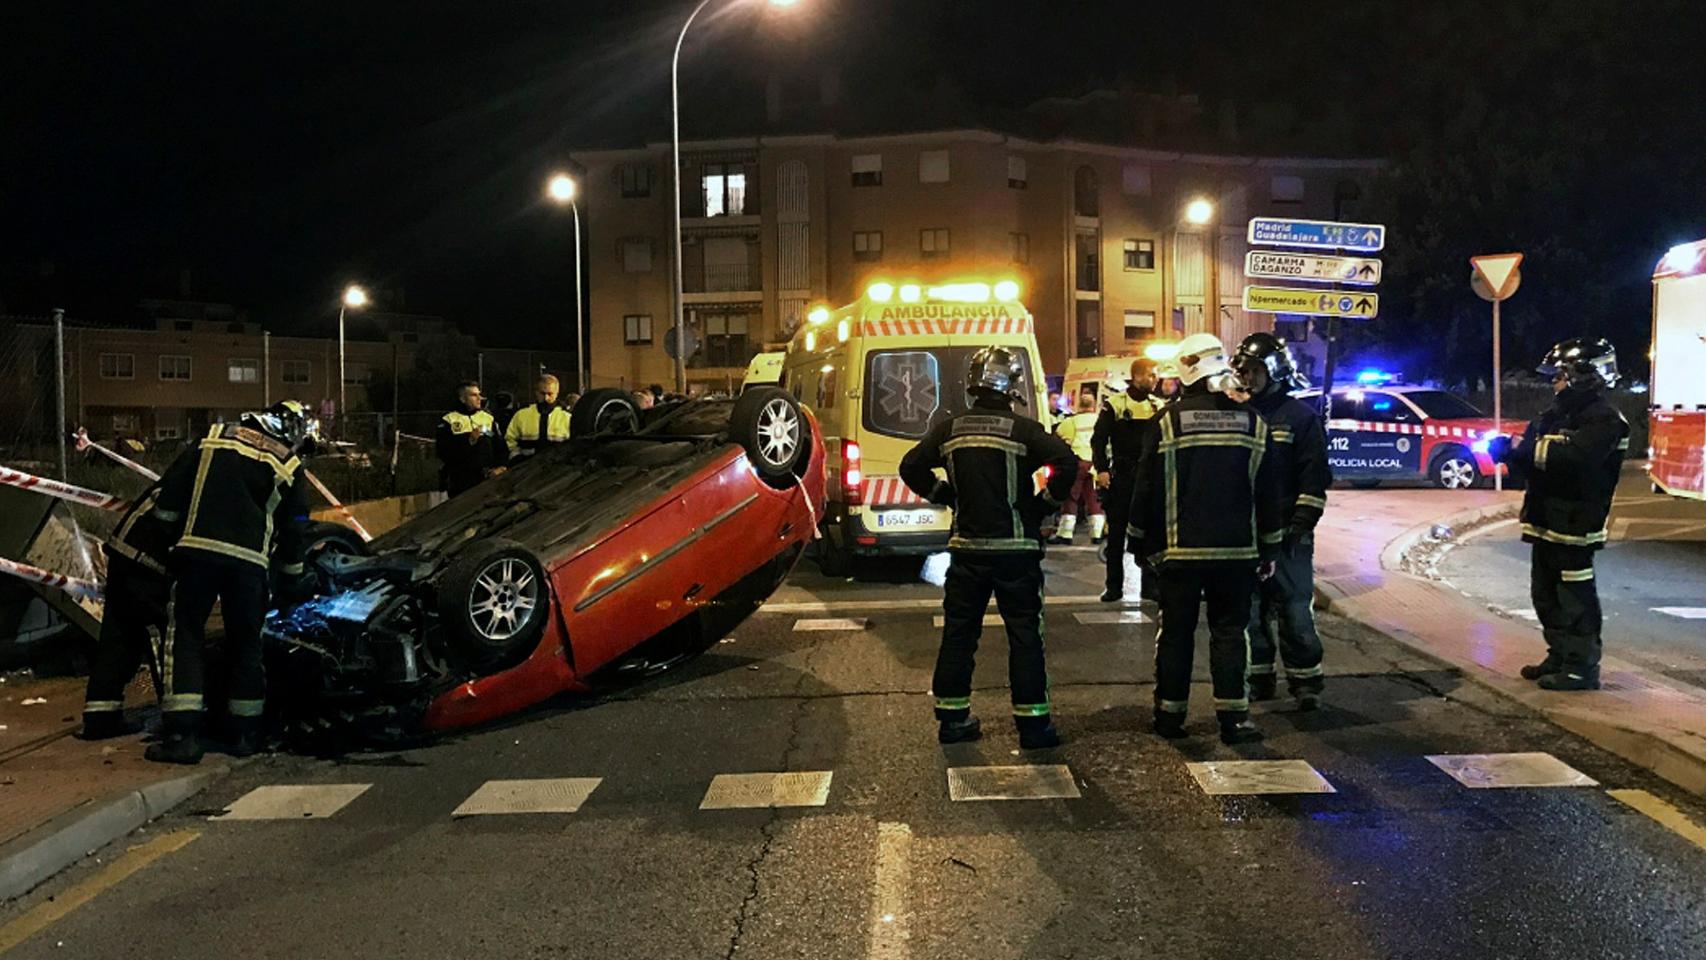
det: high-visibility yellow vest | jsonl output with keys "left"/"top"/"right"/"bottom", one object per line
{"left": 505, "top": 404, "right": 571, "bottom": 457}
{"left": 1056, "top": 411, "right": 1098, "bottom": 461}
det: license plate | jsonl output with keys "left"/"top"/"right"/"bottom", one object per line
{"left": 873, "top": 508, "right": 941, "bottom": 529}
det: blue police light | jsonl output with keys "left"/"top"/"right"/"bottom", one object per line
{"left": 1356, "top": 369, "right": 1396, "bottom": 385}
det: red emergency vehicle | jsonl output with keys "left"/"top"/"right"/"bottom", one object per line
{"left": 1650, "top": 241, "right": 1706, "bottom": 500}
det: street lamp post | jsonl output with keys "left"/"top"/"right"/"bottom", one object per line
{"left": 338, "top": 284, "right": 369, "bottom": 429}
{"left": 670, "top": 0, "right": 803, "bottom": 395}
{"left": 547, "top": 173, "right": 586, "bottom": 391}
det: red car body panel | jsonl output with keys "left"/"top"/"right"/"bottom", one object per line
{"left": 420, "top": 415, "right": 826, "bottom": 732}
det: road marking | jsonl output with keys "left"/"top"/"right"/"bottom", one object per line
{"left": 1426, "top": 753, "right": 1598, "bottom": 789}
{"left": 0, "top": 830, "right": 199, "bottom": 954}
{"left": 946, "top": 765, "right": 1080, "bottom": 802}
{"left": 1652, "top": 607, "right": 1706, "bottom": 620}
{"left": 1187, "top": 760, "right": 1336, "bottom": 795}
{"left": 761, "top": 595, "right": 1115, "bottom": 614}
{"left": 932, "top": 614, "right": 1004, "bottom": 627}
{"left": 213, "top": 784, "right": 373, "bottom": 820}
{"left": 1608, "top": 789, "right": 1706, "bottom": 851}
{"left": 452, "top": 778, "right": 603, "bottom": 816}
{"left": 793, "top": 617, "right": 870, "bottom": 631}
{"left": 868, "top": 822, "right": 912, "bottom": 960}
{"left": 1074, "top": 610, "right": 1153, "bottom": 625}
{"left": 699, "top": 771, "right": 833, "bottom": 810}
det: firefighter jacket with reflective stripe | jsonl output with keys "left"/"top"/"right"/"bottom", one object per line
{"left": 1056, "top": 411, "right": 1099, "bottom": 462}
{"left": 155, "top": 424, "right": 309, "bottom": 572}
{"left": 1506, "top": 387, "right": 1628, "bottom": 549}
{"left": 899, "top": 398, "right": 1079, "bottom": 554}
{"left": 1090, "top": 388, "right": 1166, "bottom": 474}
{"left": 1126, "top": 385, "right": 1288, "bottom": 565}
{"left": 1250, "top": 390, "right": 1332, "bottom": 537}
{"left": 505, "top": 402, "right": 571, "bottom": 459}
{"left": 436, "top": 407, "right": 504, "bottom": 492}
{"left": 103, "top": 484, "right": 183, "bottom": 579}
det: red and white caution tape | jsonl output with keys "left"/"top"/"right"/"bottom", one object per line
{"left": 302, "top": 470, "right": 373, "bottom": 543}
{"left": 0, "top": 555, "right": 102, "bottom": 600}
{"left": 74, "top": 427, "right": 162, "bottom": 481}
{"left": 0, "top": 466, "right": 131, "bottom": 512}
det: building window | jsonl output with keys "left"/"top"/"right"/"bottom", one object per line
{"left": 282, "top": 359, "right": 312, "bottom": 385}
{"left": 619, "top": 163, "right": 653, "bottom": 198}
{"left": 853, "top": 231, "right": 883, "bottom": 262}
{"left": 624, "top": 314, "right": 654, "bottom": 345}
{"left": 1123, "top": 238, "right": 1156, "bottom": 271}
{"left": 343, "top": 362, "right": 371, "bottom": 385}
{"left": 1010, "top": 232, "right": 1030, "bottom": 265}
{"left": 111, "top": 413, "right": 140, "bottom": 436}
{"left": 1123, "top": 310, "right": 1156, "bottom": 340}
{"left": 1007, "top": 155, "right": 1027, "bottom": 189}
{"left": 920, "top": 228, "right": 950, "bottom": 260}
{"left": 701, "top": 162, "right": 748, "bottom": 217}
{"left": 159, "top": 355, "right": 192, "bottom": 381}
{"left": 918, "top": 149, "right": 950, "bottom": 184}
{"left": 851, "top": 153, "right": 882, "bottom": 187}
{"left": 155, "top": 424, "right": 183, "bottom": 441}
{"left": 622, "top": 238, "right": 654, "bottom": 273}
{"left": 702, "top": 312, "right": 752, "bottom": 368}
{"left": 228, "top": 358, "right": 260, "bottom": 384}
{"left": 1270, "top": 175, "right": 1305, "bottom": 204}
{"left": 1121, "top": 163, "right": 1152, "bottom": 196}
{"left": 98, "top": 353, "right": 135, "bottom": 380}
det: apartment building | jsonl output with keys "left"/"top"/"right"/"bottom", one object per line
{"left": 578, "top": 128, "right": 1378, "bottom": 389}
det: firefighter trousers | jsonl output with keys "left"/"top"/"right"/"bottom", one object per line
{"left": 1102, "top": 469, "right": 1158, "bottom": 598}
{"left": 1248, "top": 535, "right": 1325, "bottom": 693}
{"left": 932, "top": 552, "right": 1051, "bottom": 730}
{"left": 1531, "top": 542, "right": 1602, "bottom": 670}
{"left": 161, "top": 557, "right": 270, "bottom": 719}
{"left": 1155, "top": 563, "right": 1256, "bottom": 723}
{"left": 83, "top": 566, "right": 168, "bottom": 715}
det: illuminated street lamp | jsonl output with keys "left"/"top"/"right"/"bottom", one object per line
{"left": 1179, "top": 196, "right": 1219, "bottom": 335}
{"left": 1183, "top": 196, "right": 1216, "bottom": 226}
{"left": 546, "top": 172, "right": 586, "bottom": 392}
{"left": 338, "top": 284, "right": 369, "bottom": 423}
{"left": 671, "top": 0, "right": 805, "bottom": 393}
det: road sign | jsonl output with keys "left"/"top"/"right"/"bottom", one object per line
{"left": 1470, "top": 253, "right": 1523, "bottom": 301}
{"left": 1245, "top": 251, "right": 1382, "bottom": 285}
{"left": 1243, "top": 285, "right": 1378, "bottom": 319}
{"left": 664, "top": 325, "right": 700, "bottom": 360}
{"left": 1248, "top": 217, "right": 1386, "bottom": 253}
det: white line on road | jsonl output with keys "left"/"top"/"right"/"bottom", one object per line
{"left": 1074, "top": 610, "right": 1153, "bottom": 625}
{"left": 451, "top": 778, "right": 603, "bottom": 816}
{"left": 946, "top": 765, "right": 1081, "bottom": 801}
{"left": 761, "top": 595, "right": 1126, "bottom": 614}
{"left": 1652, "top": 607, "right": 1706, "bottom": 620}
{"left": 793, "top": 617, "right": 871, "bottom": 631}
{"left": 868, "top": 822, "right": 912, "bottom": 960}
{"left": 1425, "top": 752, "right": 1598, "bottom": 789}
{"left": 699, "top": 771, "right": 834, "bottom": 810}
{"left": 932, "top": 614, "right": 1003, "bottom": 627}
{"left": 213, "top": 784, "right": 372, "bottom": 820}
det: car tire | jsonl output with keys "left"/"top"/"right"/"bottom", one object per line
{"left": 302, "top": 520, "right": 370, "bottom": 560}
{"left": 570, "top": 388, "right": 641, "bottom": 437}
{"left": 437, "top": 538, "right": 550, "bottom": 669}
{"left": 1430, "top": 446, "right": 1480, "bottom": 490}
{"left": 1348, "top": 479, "right": 1381, "bottom": 490}
{"left": 730, "top": 386, "right": 808, "bottom": 482}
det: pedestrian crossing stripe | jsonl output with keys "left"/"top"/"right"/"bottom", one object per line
{"left": 700, "top": 771, "right": 834, "bottom": 809}
{"left": 451, "top": 778, "right": 603, "bottom": 816}
{"left": 1187, "top": 760, "right": 1335, "bottom": 795}
{"left": 214, "top": 784, "right": 372, "bottom": 820}
{"left": 793, "top": 617, "right": 870, "bottom": 631}
{"left": 1426, "top": 753, "right": 1598, "bottom": 789}
{"left": 947, "top": 765, "right": 1079, "bottom": 801}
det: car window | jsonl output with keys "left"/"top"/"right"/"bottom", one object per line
{"left": 1360, "top": 391, "right": 1416, "bottom": 423}
{"left": 1403, "top": 389, "right": 1484, "bottom": 419}
{"left": 1326, "top": 392, "right": 1365, "bottom": 421}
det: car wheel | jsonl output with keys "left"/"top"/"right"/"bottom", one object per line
{"left": 302, "top": 520, "right": 370, "bottom": 560}
{"left": 1430, "top": 446, "right": 1480, "bottom": 490}
{"left": 437, "top": 539, "right": 549, "bottom": 669}
{"left": 731, "top": 386, "right": 808, "bottom": 482}
{"left": 570, "top": 388, "right": 641, "bottom": 437}
{"left": 1347, "top": 479, "right": 1381, "bottom": 490}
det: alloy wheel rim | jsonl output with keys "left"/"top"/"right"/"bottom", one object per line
{"left": 1440, "top": 459, "right": 1475, "bottom": 489}
{"left": 756, "top": 398, "right": 800, "bottom": 467}
{"left": 468, "top": 557, "right": 538, "bottom": 640}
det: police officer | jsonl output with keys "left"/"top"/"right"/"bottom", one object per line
{"left": 1233, "top": 332, "right": 1332, "bottom": 709}
{"left": 1489, "top": 337, "right": 1629, "bottom": 691}
{"left": 1127, "top": 334, "right": 1286, "bottom": 744}
{"left": 436, "top": 380, "right": 506, "bottom": 496}
{"left": 79, "top": 482, "right": 183, "bottom": 739}
{"left": 1051, "top": 391, "right": 1106, "bottom": 544}
{"left": 505, "top": 374, "right": 571, "bottom": 461}
{"left": 1090, "top": 357, "right": 1167, "bottom": 601}
{"left": 146, "top": 401, "right": 318, "bottom": 764}
{"left": 900, "top": 347, "right": 1078, "bottom": 749}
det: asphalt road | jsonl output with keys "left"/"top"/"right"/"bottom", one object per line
{"left": 5, "top": 547, "right": 1706, "bottom": 960}
{"left": 1439, "top": 467, "right": 1706, "bottom": 690}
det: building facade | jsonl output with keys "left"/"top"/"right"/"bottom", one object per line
{"left": 578, "top": 129, "right": 1378, "bottom": 389}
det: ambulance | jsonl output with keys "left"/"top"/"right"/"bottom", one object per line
{"left": 741, "top": 351, "right": 786, "bottom": 391}
{"left": 781, "top": 277, "right": 1047, "bottom": 574}
{"left": 1059, "top": 342, "right": 1179, "bottom": 407}
{"left": 1650, "top": 240, "right": 1706, "bottom": 500}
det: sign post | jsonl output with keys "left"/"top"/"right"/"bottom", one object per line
{"left": 1470, "top": 253, "right": 1525, "bottom": 492}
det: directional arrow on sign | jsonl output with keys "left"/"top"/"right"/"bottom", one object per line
{"left": 1471, "top": 253, "right": 1524, "bottom": 301}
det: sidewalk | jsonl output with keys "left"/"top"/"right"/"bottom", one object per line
{"left": 0, "top": 674, "right": 224, "bottom": 901}
{"left": 1315, "top": 487, "right": 1706, "bottom": 798}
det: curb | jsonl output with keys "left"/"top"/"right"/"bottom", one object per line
{"left": 1316, "top": 498, "right": 1706, "bottom": 800}
{"left": 0, "top": 763, "right": 229, "bottom": 903}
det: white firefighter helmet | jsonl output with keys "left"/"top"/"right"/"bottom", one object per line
{"left": 1174, "top": 333, "right": 1235, "bottom": 388}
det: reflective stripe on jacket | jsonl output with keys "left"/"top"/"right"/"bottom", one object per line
{"left": 506, "top": 403, "right": 571, "bottom": 458}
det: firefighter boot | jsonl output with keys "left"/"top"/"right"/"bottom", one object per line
{"left": 1089, "top": 514, "right": 1107, "bottom": 545}
{"left": 145, "top": 712, "right": 205, "bottom": 766}
{"left": 938, "top": 716, "right": 983, "bottom": 744}
{"left": 1290, "top": 677, "right": 1324, "bottom": 712}
{"left": 1520, "top": 657, "right": 1563, "bottom": 681}
{"left": 1248, "top": 672, "right": 1278, "bottom": 702}
{"left": 224, "top": 716, "right": 267, "bottom": 758}
{"left": 1049, "top": 515, "right": 1077, "bottom": 545}
{"left": 1538, "top": 667, "right": 1601, "bottom": 691}
{"left": 1016, "top": 715, "right": 1061, "bottom": 750}
{"left": 1218, "top": 716, "right": 1264, "bottom": 745}
{"left": 78, "top": 711, "right": 142, "bottom": 741}
{"left": 1152, "top": 710, "right": 1188, "bottom": 740}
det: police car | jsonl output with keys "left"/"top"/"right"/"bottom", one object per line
{"left": 1296, "top": 379, "right": 1525, "bottom": 489}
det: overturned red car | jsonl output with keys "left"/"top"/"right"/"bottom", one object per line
{"left": 266, "top": 387, "right": 823, "bottom": 741}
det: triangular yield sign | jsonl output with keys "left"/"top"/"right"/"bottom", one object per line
{"left": 1471, "top": 253, "right": 1524, "bottom": 299}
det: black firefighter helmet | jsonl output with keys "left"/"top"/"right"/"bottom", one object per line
{"left": 1537, "top": 337, "right": 1620, "bottom": 391}
{"left": 241, "top": 399, "right": 320, "bottom": 455}
{"left": 1233, "top": 331, "right": 1309, "bottom": 394}
{"left": 966, "top": 346, "right": 1027, "bottom": 404}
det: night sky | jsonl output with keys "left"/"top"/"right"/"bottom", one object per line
{"left": 4, "top": 1, "right": 1700, "bottom": 355}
